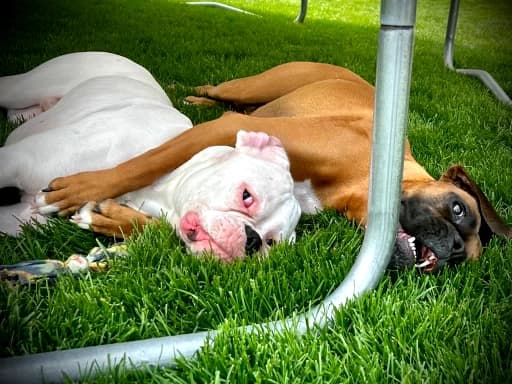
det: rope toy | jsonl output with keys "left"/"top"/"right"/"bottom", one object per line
{"left": 0, "top": 243, "right": 127, "bottom": 286}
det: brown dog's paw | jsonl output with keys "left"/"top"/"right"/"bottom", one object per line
{"left": 70, "top": 199, "right": 155, "bottom": 238}
{"left": 194, "top": 84, "right": 214, "bottom": 95}
{"left": 184, "top": 95, "right": 218, "bottom": 106}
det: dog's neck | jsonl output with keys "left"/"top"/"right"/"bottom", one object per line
{"left": 117, "top": 171, "right": 182, "bottom": 227}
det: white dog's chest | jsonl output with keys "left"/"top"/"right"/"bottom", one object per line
{"left": 293, "top": 180, "right": 323, "bottom": 214}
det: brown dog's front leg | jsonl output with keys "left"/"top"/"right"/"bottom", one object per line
{"left": 42, "top": 111, "right": 349, "bottom": 217}
{"left": 42, "top": 114, "right": 244, "bottom": 216}
{"left": 71, "top": 199, "right": 157, "bottom": 238}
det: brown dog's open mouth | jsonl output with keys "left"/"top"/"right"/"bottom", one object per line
{"left": 396, "top": 227, "right": 438, "bottom": 272}
{"left": 415, "top": 246, "right": 438, "bottom": 272}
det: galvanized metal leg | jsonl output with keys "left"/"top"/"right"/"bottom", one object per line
{"left": 185, "top": 2, "right": 260, "bottom": 17}
{"left": 186, "top": 1, "right": 308, "bottom": 23}
{"left": 295, "top": 0, "right": 308, "bottom": 23}
{"left": 0, "top": 1, "right": 417, "bottom": 382}
{"left": 444, "top": 0, "right": 511, "bottom": 105}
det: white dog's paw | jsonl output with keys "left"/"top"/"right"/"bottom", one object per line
{"left": 70, "top": 202, "right": 95, "bottom": 230}
{"left": 7, "top": 97, "right": 61, "bottom": 123}
{"left": 7, "top": 106, "right": 43, "bottom": 123}
{"left": 32, "top": 191, "right": 60, "bottom": 216}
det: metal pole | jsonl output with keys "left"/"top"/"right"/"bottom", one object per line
{"left": 295, "top": 0, "right": 308, "bottom": 23}
{"left": 444, "top": 0, "right": 459, "bottom": 70}
{"left": 444, "top": 0, "right": 511, "bottom": 105}
{"left": 0, "top": 1, "right": 417, "bottom": 382}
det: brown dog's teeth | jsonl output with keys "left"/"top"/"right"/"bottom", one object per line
{"left": 407, "top": 237, "right": 416, "bottom": 255}
{"left": 415, "top": 260, "right": 431, "bottom": 268}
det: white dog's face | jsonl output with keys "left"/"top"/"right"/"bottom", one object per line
{"left": 162, "top": 131, "right": 301, "bottom": 261}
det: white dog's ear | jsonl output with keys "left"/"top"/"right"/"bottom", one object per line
{"left": 235, "top": 130, "right": 290, "bottom": 170}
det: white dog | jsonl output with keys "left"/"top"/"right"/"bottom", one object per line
{"left": 0, "top": 52, "right": 301, "bottom": 261}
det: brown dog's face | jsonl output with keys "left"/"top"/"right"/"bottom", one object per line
{"left": 397, "top": 183, "right": 482, "bottom": 272}
{"left": 390, "top": 165, "right": 511, "bottom": 272}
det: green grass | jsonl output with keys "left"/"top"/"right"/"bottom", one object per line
{"left": 1, "top": 0, "right": 511, "bottom": 382}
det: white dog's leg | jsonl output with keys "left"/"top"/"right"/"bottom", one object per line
{"left": 0, "top": 52, "right": 164, "bottom": 122}
{"left": 0, "top": 144, "right": 51, "bottom": 235}
{"left": 0, "top": 72, "right": 63, "bottom": 122}
{"left": 0, "top": 204, "right": 25, "bottom": 236}
{"left": 0, "top": 147, "right": 24, "bottom": 189}
{"left": 0, "top": 198, "right": 45, "bottom": 236}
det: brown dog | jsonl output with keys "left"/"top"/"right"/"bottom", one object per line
{"left": 38, "top": 62, "right": 511, "bottom": 271}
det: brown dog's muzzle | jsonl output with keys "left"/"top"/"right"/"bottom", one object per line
{"left": 388, "top": 194, "right": 477, "bottom": 272}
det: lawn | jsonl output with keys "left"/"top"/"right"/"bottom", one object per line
{"left": 1, "top": 0, "right": 511, "bottom": 382}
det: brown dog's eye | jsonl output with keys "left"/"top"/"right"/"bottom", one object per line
{"left": 265, "top": 238, "right": 275, "bottom": 246}
{"left": 452, "top": 202, "right": 465, "bottom": 218}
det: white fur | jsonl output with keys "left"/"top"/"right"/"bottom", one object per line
{"left": 0, "top": 52, "right": 305, "bottom": 260}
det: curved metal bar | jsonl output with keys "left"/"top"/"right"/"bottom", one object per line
{"left": 186, "top": 0, "right": 307, "bottom": 23}
{"left": 0, "top": 1, "right": 418, "bottom": 382}
{"left": 444, "top": 0, "right": 511, "bottom": 105}
{"left": 185, "top": 2, "right": 261, "bottom": 17}
{"left": 295, "top": 0, "right": 308, "bottom": 23}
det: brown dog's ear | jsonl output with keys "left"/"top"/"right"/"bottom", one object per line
{"left": 440, "top": 165, "right": 512, "bottom": 245}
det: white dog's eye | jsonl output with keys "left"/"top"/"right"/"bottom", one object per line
{"left": 242, "top": 189, "right": 254, "bottom": 207}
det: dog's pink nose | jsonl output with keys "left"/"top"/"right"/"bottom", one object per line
{"left": 180, "top": 211, "right": 209, "bottom": 242}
